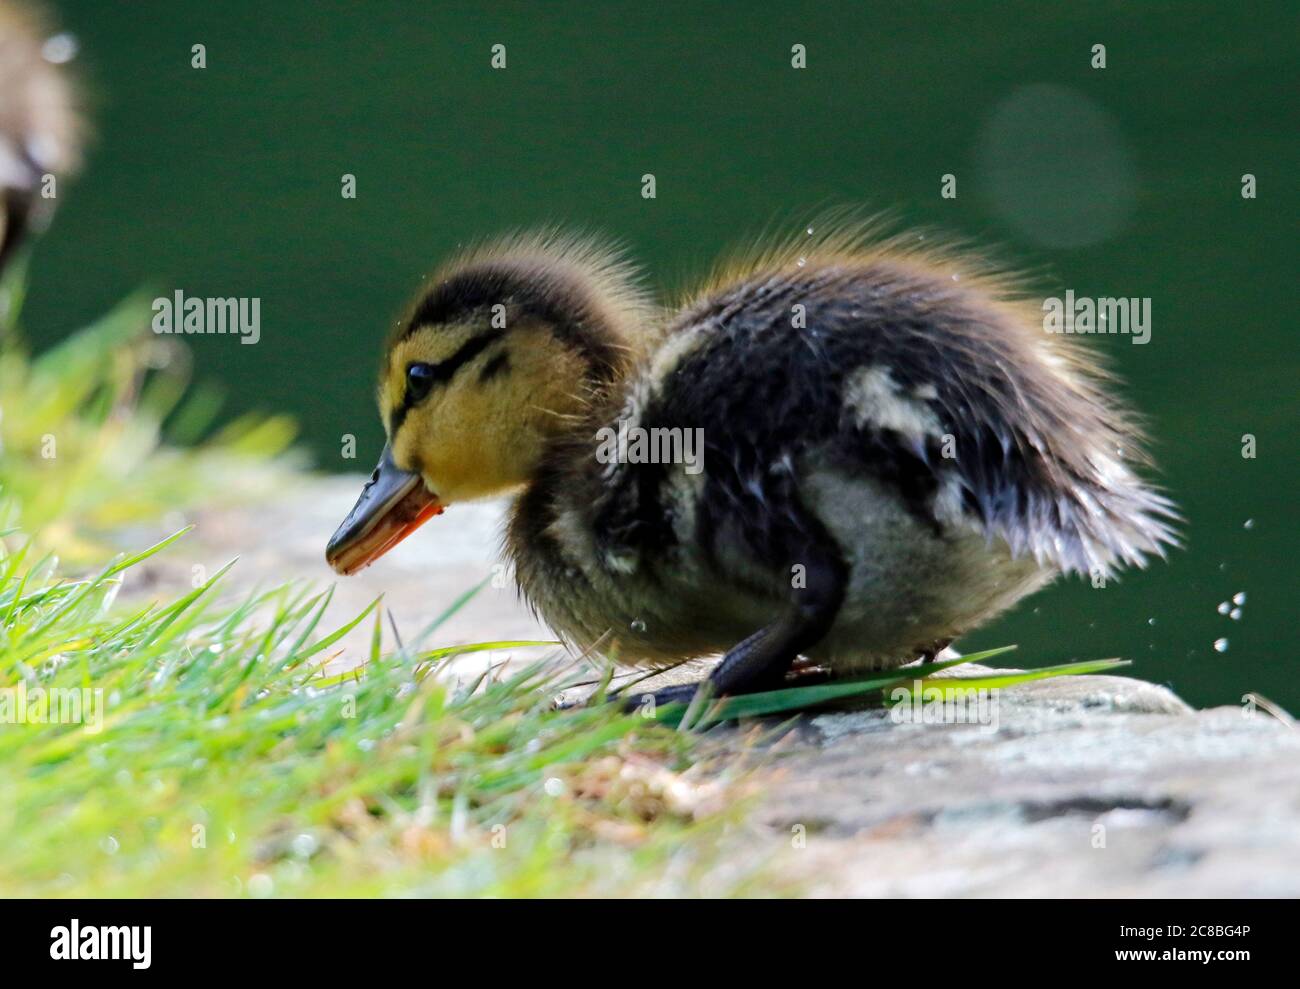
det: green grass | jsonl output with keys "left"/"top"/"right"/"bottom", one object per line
{"left": 645, "top": 647, "right": 1128, "bottom": 730}
{"left": 0, "top": 532, "right": 1120, "bottom": 899}
{"left": 0, "top": 265, "right": 298, "bottom": 563}
{"left": 0, "top": 523, "right": 1122, "bottom": 896}
{"left": 0, "top": 527, "right": 783, "bottom": 896}
{"left": 0, "top": 271, "right": 1121, "bottom": 897}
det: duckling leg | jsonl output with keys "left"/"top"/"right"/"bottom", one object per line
{"left": 621, "top": 551, "right": 847, "bottom": 712}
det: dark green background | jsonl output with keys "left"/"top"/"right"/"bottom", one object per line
{"left": 26, "top": 2, "right": 1297, "bottom": 708}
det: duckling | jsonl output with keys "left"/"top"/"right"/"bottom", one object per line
{"left": 0, "top": 0, "right": 80, "bottom": 275}
{"left": 326, "top": 222, "right": 1177, "bottom": 709}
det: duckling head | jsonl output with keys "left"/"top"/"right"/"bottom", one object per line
{"left": 326, "top": 231, "right": 651, "bottom": 575}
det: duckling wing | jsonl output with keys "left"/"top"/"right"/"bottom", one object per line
{"left": 597, "top": 254, "right": 1177, "bottom": 580}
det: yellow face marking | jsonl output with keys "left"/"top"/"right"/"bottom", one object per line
{"left": 381, "top": 322, "right": 478, "bottom": 431}
{"left": 377, "top": 317, "right": 591, "bottom": 504}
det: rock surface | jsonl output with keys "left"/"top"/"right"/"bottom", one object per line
{"left": 727, "top": 672, "right": 1299, "bottom": 896}
{"left": 129, "top": 475, "right": 1300, "bottom": 897}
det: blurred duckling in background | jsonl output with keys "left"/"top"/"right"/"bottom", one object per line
{"left": 0, "top": 0, "right": 80, "bottom": 276}
{"left": 327, "top": 221, "right": 1177, "bottom": 709}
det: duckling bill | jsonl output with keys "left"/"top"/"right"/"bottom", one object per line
{"left": 326, "top": 223, "right": 1177, "bottom": 709}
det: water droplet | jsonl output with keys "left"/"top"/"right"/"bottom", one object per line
{"left": 796, "top": 257, "right": 807, "bottom": 267}
{"left": 1232, "top": 592, "right": 1246, "bottom": 606}
{"left": 1217, "top": 601, "right": 1230, "bottom": 615}
{"left": 806, "top": 226, "right": 815, "bottom": 235}
{"left": 951, "top": 273, "right": 961, "bottom": 281}
{"left": 1147, "top": 618, "right": 1157, "bottom": 626}
{"left": 42, "top": 33, "right": 78, "bottom": 65}
{"left": 544, "top": 777, "right": 565, "bottom": 797}
{"left": 1229, "top": 608, "right": 1242, "bottom": 621}
{"left": 1243, "top": 519, "right": 1254, "bottom": 530}
{"left": 100, "top": 835, "right": 120, "bottom": 855}
{"left": 1213, "top": 638, "right": 1229, "bottom": 653}
{"left": 291, "top": 833, "right": 318, "bottom": 859}
{"left": 248, "top": 873, "right": 274, "bottom": 898}
{"left": 629, "top": 618, "right": 646, "bottom": 633}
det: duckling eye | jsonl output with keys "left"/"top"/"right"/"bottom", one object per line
{"left": 405, "top": 362, "right": 436, "bottom": 404}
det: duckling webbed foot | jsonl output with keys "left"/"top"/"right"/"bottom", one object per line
{"left": 618, "top": 550, "right": 847, "bottom": 715}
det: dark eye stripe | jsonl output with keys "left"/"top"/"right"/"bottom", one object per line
{"left": 478, "top": 350, "right": 510, "bottom": 383}
{"left": 389, "top": 328, "right": 507, "bottom": 434}
{"left": 421, "top": 328, "right": 507, "bottom": 388}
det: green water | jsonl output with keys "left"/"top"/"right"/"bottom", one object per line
{"left": 26, "top": 2, "right": 1297, "bottom": 709}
